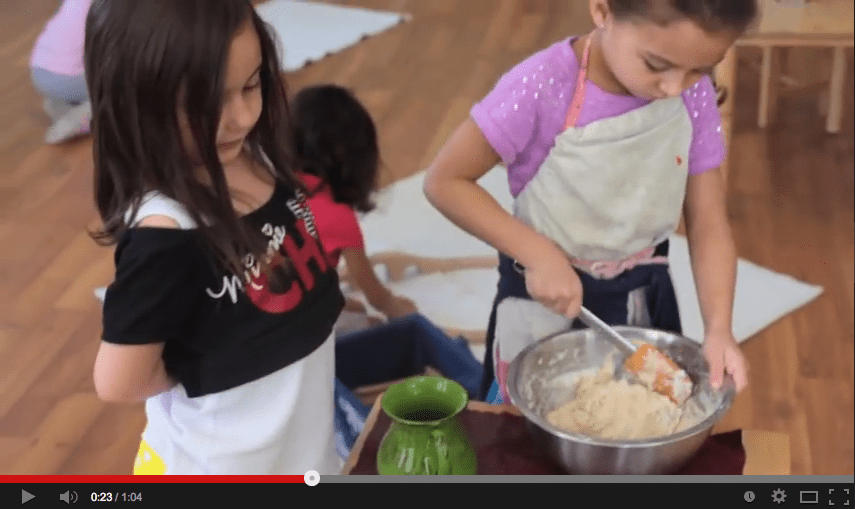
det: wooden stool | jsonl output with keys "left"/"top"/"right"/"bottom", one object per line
{"left": 730, "top": 0, "right": 853, "bottom": 133}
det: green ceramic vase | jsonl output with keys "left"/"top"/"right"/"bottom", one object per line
{"left": 377, "top": 376, "right": 477, "bottom": 475}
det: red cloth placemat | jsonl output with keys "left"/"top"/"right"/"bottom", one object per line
{"left": 345, "top": 405, "right": 745, "bottom": 475}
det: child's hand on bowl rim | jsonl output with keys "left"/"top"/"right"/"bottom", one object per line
{"left": 703, "top": 332, "right": 749, "bottom": 393}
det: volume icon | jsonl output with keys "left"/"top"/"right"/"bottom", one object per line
{"left": 60, "top": 491, "right": 78, "bottom": 504}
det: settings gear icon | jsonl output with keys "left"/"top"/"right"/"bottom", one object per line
{"left": 772, "top": 489, "right": 787, "bottom": 503}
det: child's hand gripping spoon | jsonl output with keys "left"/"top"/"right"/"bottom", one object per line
{"left": 577, "top": 306, "right": 693, "bottom": 405}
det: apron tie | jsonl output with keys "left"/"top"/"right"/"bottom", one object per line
{"left": 512, "top": 245, "right": 668, "bottom": 280}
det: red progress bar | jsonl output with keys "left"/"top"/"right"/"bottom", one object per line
{"left": 2, "top": 475, "right": 305, "bottom": 483}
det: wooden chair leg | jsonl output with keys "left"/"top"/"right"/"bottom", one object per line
{"left": 826, "top": 46, "right": 847, "bottom": 134}
{"left": 719, "top": 116, "right": 733, "bottom": 189}
{"left": 769, "top": 47, "right": 784, "bottom": 124}
{"left": 716, "top": 47, "right": 736, "bottom": 119}
{"left": 716, "top": 46, "right": 737, "bottom": 188}
{"left": 758, "top": 46, "right": 782, "bottom": 128}
{"left": 758, "top": 46, "right": 772, "bottom": 128}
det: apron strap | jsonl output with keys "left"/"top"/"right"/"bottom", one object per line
{"left": 563, "top": 33, "right": 593, "bottom": 130}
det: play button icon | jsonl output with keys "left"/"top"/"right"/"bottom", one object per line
{"left": 22, "top": 490, "right": 35, "bottom": 504}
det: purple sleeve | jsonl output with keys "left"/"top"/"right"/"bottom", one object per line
{"left": 470, "top": 46, "right": 559, "bottom": 165}
{"left": 683, "top": 76, "right": 726, "bottom": 175}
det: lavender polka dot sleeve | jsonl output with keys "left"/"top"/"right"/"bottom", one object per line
{"left": 682, "top": 76, "right": 727, "bottom": 176}
{"left": 470, "top": 39, "right": 577, "bottom": 197}
{"left": 470, "top": 43, "right": 569, "bottom": 167}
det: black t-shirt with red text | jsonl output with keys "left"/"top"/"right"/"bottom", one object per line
{"left": 101, "top": 181, "right": 345, "bottom": 398}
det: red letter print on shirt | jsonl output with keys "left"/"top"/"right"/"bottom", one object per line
{"left": 244, "top": 220, "right": 329, "bottom": 313}
{"left": 206, "top": 219, "right": 329, "bottom": 314}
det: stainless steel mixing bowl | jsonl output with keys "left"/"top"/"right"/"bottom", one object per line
{"left": 506, "top": 327, "right": 735, "bottom": 475}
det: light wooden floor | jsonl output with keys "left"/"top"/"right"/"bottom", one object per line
{"left": 0, "top": 0, "right": 851, "bottom": 475}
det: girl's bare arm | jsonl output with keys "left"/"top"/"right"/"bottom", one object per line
{"left": 93, "top": 214, "right": 183, "bottom": 403}
{"left": 423, "top": 118, "right": 557, "bottom": 268}
{"left": 94, "top": 341, "right": 177, "bottom": 402}
{"left": 341, "top": 246, "right": 416, "bottom": 318}
{"left": 424, "top": 118, "right": 583, "bottom": 318}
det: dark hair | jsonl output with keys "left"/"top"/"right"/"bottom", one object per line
{"left": 608, "top": 0, "right": 758, "bottom": 33}
{"left": 85, "top": 0, "right": 304, "bottom": 275}
{"left": 290, "top": 84, "right": 379, "bottom": 213}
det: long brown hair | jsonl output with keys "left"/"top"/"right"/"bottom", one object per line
{"left": 85, "top": 0, "right": 305, "bottom": 275}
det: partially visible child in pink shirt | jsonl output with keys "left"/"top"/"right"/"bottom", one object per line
{"left": 30, "top": 0, "right": 93, "bottom": 144}
{"left": 291, "top": 84, "right": 418, "bottom": 320}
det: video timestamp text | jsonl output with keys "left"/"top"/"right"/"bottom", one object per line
{"left": 91, "top": 492, "right": 143, "bottom": 502}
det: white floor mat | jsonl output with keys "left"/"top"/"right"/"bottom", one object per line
{"left": 255, "top": 0, "right": 407, "bottom": 71}
{"left": 355, "top": 167, "right": 824, "bottom": 345}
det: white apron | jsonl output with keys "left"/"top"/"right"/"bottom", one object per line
{"left": 492, "top": 35, "right": 693, "bottom": 402}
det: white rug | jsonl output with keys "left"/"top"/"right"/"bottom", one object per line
{"left": 255, "top": 0, "right": 408, "bottom": 71}
{"left": 349, "top": 167, "right": 824, "bottom": 348}
{"left": 93, "top": 165, "right": 825, "bottom": 358}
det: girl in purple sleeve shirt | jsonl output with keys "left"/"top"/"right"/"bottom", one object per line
{"left": 30, "top": 0, "right": 94, "bottom": 144}
{"left": 424, "top": 0, "right": 756, "bottom": 404}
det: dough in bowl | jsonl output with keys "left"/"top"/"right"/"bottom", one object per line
{"left": 545, "top": 353, "right": 708, "bottom": 440}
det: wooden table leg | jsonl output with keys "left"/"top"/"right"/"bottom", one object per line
{"left": 827, "top": 46, "right": 847, "bottom": 134}
{"left": 341, "top": 392, "right": 384, "bottom": 474}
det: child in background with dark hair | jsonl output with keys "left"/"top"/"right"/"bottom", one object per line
{"left": 87, "top": 0, "right": 344, "bottom": 475}
{"left": 291, "top": 84, "right": 417, "bottom": 320}
{"left": 289, "top": 84, "right": 483, "bottom": 460}
{"left": 424, "top": 0, "right": 757, "bottom": 403}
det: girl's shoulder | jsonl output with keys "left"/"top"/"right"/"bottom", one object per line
{"left": 681, "top": 75, "right": 718, "bottom": 108}
{"left": 115, "top": 193, "right": 205, "bottom": 266}
{"left": 127, "top": 192, "right": 199, "bottom": 230}
{"left": 113, "top": 222, "right": 205, "bottom": 285}
{"left": 498, "top": 36, "right": 579, "bottom": 89}
{"left": 472, "top": 36, "right": 581, "bottom": 166}
{"left": 476, "top": 35, "right": 580, "bottom": 119}
{"left": 679, "top": 75, "right": 723, "bottom": 135}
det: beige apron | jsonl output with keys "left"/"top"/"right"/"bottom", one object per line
{"left": 493, "top": 35, "right": 693, "bottom": 402}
